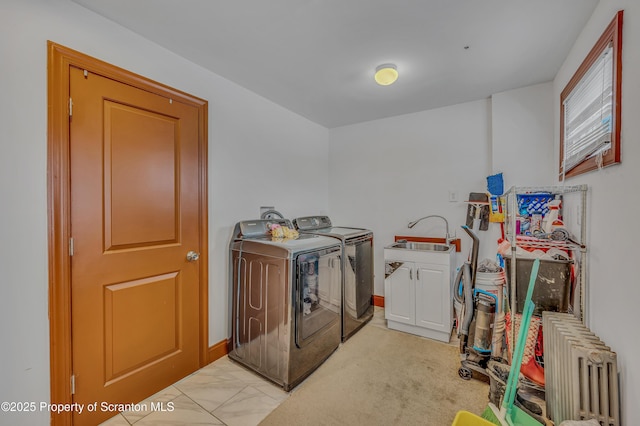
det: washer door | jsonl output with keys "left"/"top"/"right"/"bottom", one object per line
{"left": 295, "top": 246, "right": 341, "bottom": 348}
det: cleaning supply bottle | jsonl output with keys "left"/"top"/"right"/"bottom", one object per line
{"left": 543, "top": 199, "right": 562, "bottom": 234}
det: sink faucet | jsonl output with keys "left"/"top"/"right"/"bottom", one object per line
{"left": 407, "top": 215, "right": 452, "bottom": 244}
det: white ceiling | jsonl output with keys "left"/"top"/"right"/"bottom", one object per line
{"left": 71, "top": 0, "right": 599, "bottom": 128}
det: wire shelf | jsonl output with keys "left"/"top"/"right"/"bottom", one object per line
{"left": 505, "top": 184, "right": 587, "bottom": 195}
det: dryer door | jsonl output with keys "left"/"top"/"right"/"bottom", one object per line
{"left": 295, "top": 246, "right": 341, "bottom": 348}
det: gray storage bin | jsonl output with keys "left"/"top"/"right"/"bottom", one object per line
{"left": 504, "top": 257, "right": 573, "bottom": 316}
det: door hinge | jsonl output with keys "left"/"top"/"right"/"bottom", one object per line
{"left": 69, "top": 237, "right": 74, "bottom": 256}
{"left": 69, "top": 97, "right": 73, "bottom": 117}
{"left": 70, "top": 374, "right": 76, "bottom": 395}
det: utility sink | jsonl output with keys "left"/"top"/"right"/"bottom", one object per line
{"left": 386, "top": 241, "right": 452, "bottom": 252}
{"left": 384, "top": 238, "right": 455, "bottom": 343}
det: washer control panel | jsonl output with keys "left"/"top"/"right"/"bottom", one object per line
{"left": 294, "top": 216, "right": 332, "bottom": 231}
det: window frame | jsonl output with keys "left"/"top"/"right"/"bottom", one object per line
{"left": 559, "top": 10, "right": 623, "bottom": 179}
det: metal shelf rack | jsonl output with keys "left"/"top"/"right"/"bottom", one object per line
{"left": 504, "top": 185, "right": 588, "bottom": 349}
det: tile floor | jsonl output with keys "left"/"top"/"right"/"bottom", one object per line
{"left": 99, "top": 308, "right": 390, "bottom": 426}
{"left": 99, "top": 355, "right": 289, "bottom": 426}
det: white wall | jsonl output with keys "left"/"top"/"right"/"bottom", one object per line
{"left": 327, "top": 81, "right": 555, "bottom": 298}
{"left": 0, "top": 0, "right": 328, "bottom": 423}
{"left": 554, "top": 1, "right": 639, "bottom": 423}
{"left": 492, "top": 82, "right": 555, "bottom": 187}
{"left": 2, "top": 0, "right": 636, "bottom": 423}
{"left": 328, "top": 100, "right": 494, "bottom": 296}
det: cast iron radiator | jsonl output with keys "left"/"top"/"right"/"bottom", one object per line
{"left": 543, "top": 312, "right": 620, "bottom": 426}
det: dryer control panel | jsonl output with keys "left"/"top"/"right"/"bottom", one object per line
{"left": 294, "top": 216, "right": 332, "bottom": 231}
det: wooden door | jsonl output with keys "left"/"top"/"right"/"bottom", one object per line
{"left": 69, "top": 65, "right": 201, "bottom": 425}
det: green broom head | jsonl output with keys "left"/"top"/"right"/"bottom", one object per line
{"left": 480, "top": 404, "right": 501, "bottom": 425}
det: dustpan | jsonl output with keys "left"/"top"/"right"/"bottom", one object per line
{"left": 451, "top": 410, "right": 495, "bottom": 426}
{"left": 483, "top": 258, "right": 541, "bottom": 426}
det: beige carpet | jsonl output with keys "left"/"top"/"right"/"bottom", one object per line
{"left": 260, "top": 322, "right": 489, "bottom": 426}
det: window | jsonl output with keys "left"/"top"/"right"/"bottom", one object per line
{"left": 560, "top": 10, "right": 623, "bottom": 179}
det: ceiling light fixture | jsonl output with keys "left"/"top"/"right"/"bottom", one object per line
{"left": 374, "top": 63, "right": 398, "bottom": 86}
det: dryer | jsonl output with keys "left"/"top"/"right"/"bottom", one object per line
{"left": 293, "top": 216, "right": 374, "bottom": 341}
{"left": 228, "top": 219, "right": 342, "bottom": 390}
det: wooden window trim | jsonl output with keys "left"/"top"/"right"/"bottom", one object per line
{"left": 559, "top": 10, "right": 623, "bottom": 179}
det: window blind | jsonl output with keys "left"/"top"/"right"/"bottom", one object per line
{"left": 562, "top": 43, "right": 613, "bottom": 174}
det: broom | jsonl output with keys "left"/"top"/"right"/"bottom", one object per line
{"left": 481, "top": 259, "right": 541, "bottom": 426}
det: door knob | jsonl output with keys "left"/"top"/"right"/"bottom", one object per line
{"left": 186, "top": 251, "right": 200, "bottom": 262}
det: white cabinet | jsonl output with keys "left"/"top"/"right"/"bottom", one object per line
{"left": 415, "top": 262, "right": 450, "bottom": 333}
{"left": 384, "top": 247, "right": 454, "bottom": 343}
{"left": 385, "top": 262, "right": 414, "bottom": 325}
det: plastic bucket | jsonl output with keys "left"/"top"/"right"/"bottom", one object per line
{"left": 504, "top": 257, "right": 573, "bottom": 315}
{"left": 476, "top": 270, "right": 506, "bottom": 357}
{"left": 487, "top": 360, "right": 511, "bottom": 407}
{"left": 492, "top": 312, "right": 505, "bottom": 357}
{"left": 475, "top": 270, "right": 505, "bottom": 315}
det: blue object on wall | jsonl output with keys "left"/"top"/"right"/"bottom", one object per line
{"left": 487, "top": 173, "right": 504, "bottom": 195}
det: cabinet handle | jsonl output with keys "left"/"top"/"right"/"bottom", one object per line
{"left": 409, "top": 269, "right": 413, "bottom": 280}
{"left": 417, "top": 269, "right": 420, "bottom": 280}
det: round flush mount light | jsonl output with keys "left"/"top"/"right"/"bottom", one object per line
{"left": 374, "top": 63, "right": 398, "bottom": 86}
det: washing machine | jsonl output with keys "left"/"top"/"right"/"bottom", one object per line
{"left": 228, "top": 219, "right": 342, "bottom": 391}
{"left": 293, "top": 216, "right": 374, "bottom": 341}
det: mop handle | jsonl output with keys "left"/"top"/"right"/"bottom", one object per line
{"left": 502, "top": 259, "right": 540, "bottom": 416}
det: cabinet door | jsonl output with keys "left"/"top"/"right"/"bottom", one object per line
{"left": 415, "top": 262, "right": 451, "bottom": 333}
{"left": 384, "top": 261, "right": 414, "bottom": 325}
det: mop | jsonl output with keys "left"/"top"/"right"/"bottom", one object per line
{"left": 481, "top": 258, "right": 541, "bottom": 426}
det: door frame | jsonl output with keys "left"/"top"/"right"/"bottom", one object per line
{"left": 47, "top": 41, "right": 209, "bottom": 425}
